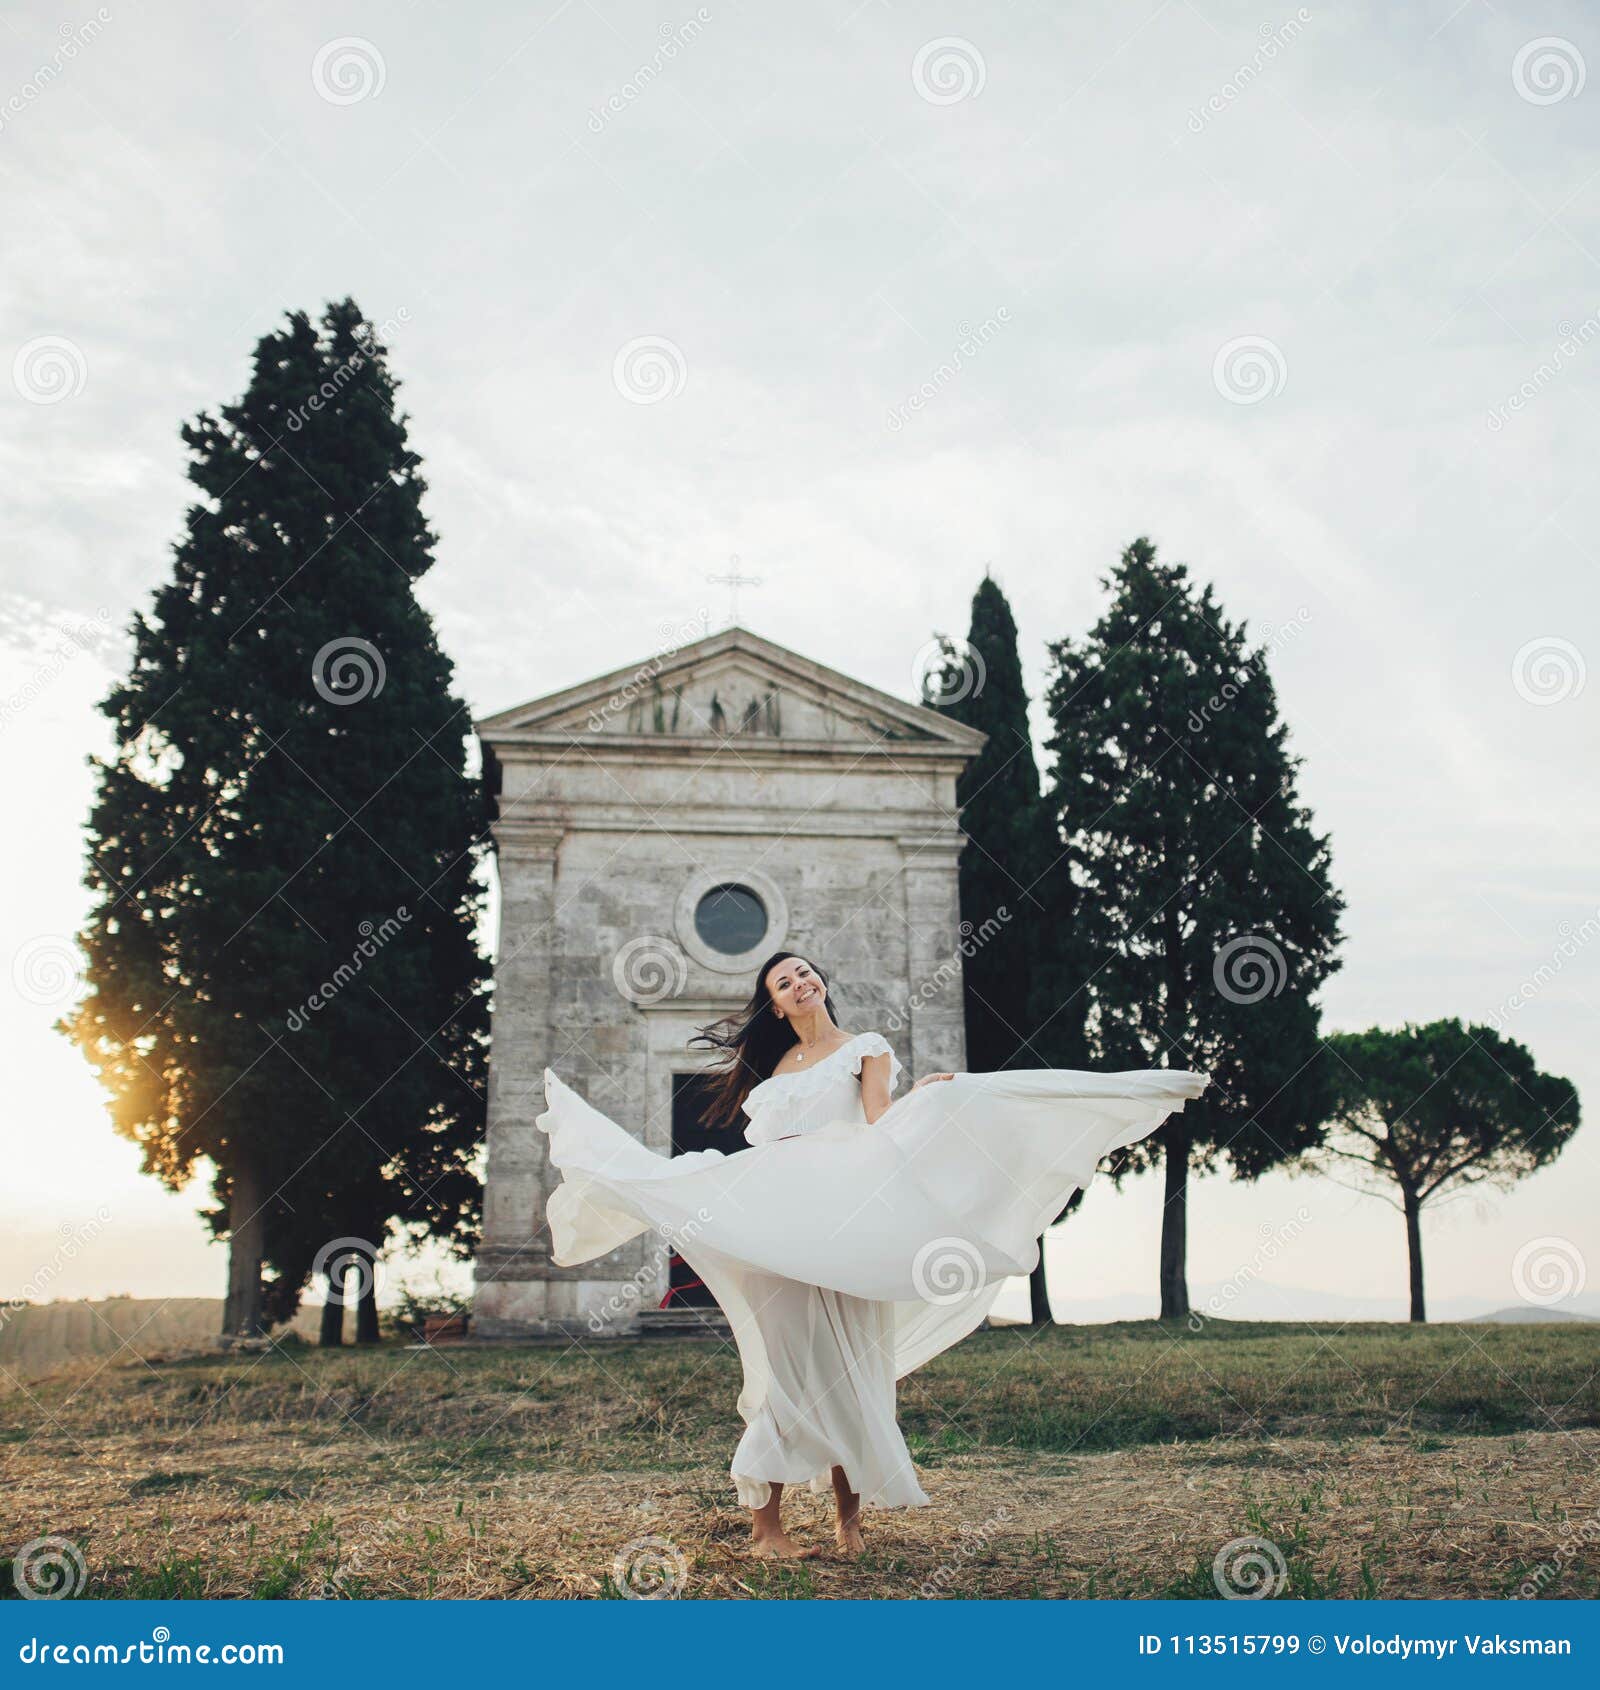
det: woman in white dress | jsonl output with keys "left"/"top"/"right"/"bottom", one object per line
{"left": 536, "top": 951, "right": 1209, "bottom": 1560}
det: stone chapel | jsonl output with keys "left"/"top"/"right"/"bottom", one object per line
{"left": 470, "top": 624, "right": 986, "bottom": 1339}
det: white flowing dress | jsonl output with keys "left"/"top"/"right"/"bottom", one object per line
{"left": 535, "top": 1031, "right": 1208, "bottom": 1512}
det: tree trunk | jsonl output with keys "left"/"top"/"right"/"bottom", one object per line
{"left": 1402, "top": 1186, "right": 1426, "bottom": 1323}
{"left": 1159, "top": 904, "right": 1191, "bottom": 1324}
{"left": 1028, "top": 1237, "right": 1050, "bottom": 1325}
{"left": 319, "top": 1260, "right": 346, "bottom": 1347}
{"left": 1158, "top": 1120, "right": 1190, "bottom": 1321}
{"left": 354, "top": 1245, "right": 380, "bottom": 1344}
{"left": 221, "top": 1162, "right": 267, "bottom": 1338}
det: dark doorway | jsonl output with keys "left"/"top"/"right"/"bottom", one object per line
{"left": 665, "top": 1071, "right": 740, "bottom": 1310}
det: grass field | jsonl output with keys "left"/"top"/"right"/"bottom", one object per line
{"left": 3, "top": 1321, "right": 1597, "bottom": 1600}
{"left": 0, "top": 1299, "right": 319, "bottom": 1381}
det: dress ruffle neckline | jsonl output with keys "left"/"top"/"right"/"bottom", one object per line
{"left": 740, "top": 1031, "right": 901, "bottom": 1116}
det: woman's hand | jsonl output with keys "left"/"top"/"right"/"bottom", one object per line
{"left": 911, "top": 1071, "right": 957, "bottom": 1090}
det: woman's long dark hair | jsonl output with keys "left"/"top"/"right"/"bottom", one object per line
{"left": 689, "top": 951, "right": 839, "bottom": 1132}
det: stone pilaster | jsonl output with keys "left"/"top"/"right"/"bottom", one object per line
{"left": 898, "top": 834, "right": 970, "bottom": 1080}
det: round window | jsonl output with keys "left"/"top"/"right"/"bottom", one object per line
{"left": 692, "top": 883, "right": 768, "bottom": 956}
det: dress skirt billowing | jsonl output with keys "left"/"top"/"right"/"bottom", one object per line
{"left": 534, "top": 1063, "right": 1208, "bottom": 1511}
{"left": 725, "top": 1271, "right": 927, "bottom": 1510}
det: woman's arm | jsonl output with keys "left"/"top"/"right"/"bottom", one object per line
{"left": 861, "top": 1056, "right": 957, "bottom": 1123}
{"left": 859, "top": 1050, "right": 895, "bottom": 1124}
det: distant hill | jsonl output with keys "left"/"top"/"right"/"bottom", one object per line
{"left": 0, "top": 1298, "right": 319, "bottom": 1380}
{"left": 1464, "top": 1306, "right": 1598, "bottom": 1326}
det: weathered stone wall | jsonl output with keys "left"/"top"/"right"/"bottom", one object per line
{"left": 472, "top": 635, "right": 981, "bottom": 1339}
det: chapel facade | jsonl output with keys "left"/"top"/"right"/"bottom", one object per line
{"left": 471, "top": 624, "right": 986, "bottom": 1338}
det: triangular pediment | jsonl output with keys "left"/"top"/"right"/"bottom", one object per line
{"left": 475, "top": 626, "right": 986, "bottom": 755}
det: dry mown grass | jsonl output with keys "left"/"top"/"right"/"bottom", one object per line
{"left": 3, "top": 1321, "right": 1597, "bottom": 1600}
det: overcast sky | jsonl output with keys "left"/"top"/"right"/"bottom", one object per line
{"left": 3, "top": 0, "right": 1596, "bottom": 1323}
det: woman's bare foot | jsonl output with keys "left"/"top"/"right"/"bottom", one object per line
{"left": 749, "top": 1530, "right": 821, "bottom": 1560}
{"left": 748, "top": 1481, "right": 820, "bottom": 1559}
{"left": 831, "top": 1463, "right": 865, "bottom": 1556}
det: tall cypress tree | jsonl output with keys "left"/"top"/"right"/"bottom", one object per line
{"left": 62, "top": 299, "right": 490, "bottom": 1339}
{"left": 1041, "top": 537, "right": 1343, "bottom": 1320}
{"left": 929, "top": 574, "right": 1088, "bottom": 1323}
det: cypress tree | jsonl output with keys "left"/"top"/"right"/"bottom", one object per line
{"left": 929, "top": 574, "right": 1086, "bottom": 1322}
{"left": 62, "top": 299, "right": 490, "bottom": 1339}
{"left": 1041, "top": 537, "right": 1344, "bottom": 1320}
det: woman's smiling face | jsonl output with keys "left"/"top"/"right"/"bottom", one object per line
{"left": 764, "top": 955, "right": 824, "bottom": 1019}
